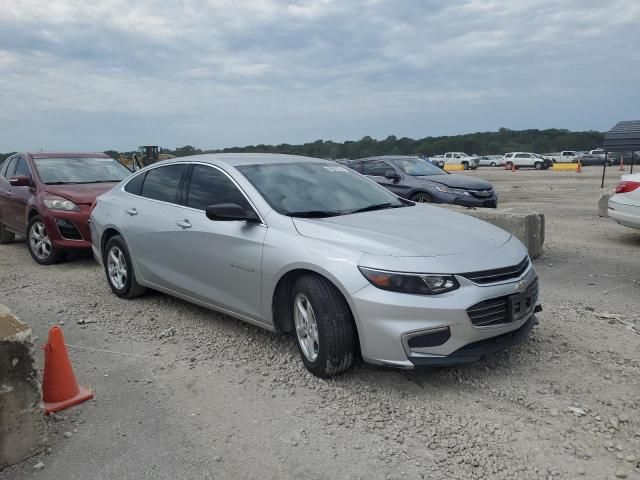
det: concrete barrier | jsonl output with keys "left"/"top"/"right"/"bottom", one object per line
{"left": 552, "top": 163, "right": 580, "bottom": 171}
{"left": 441, "top": 206, "right": 545, "bottom": 258}
{"left": 443, "top": 164, "right": 465, "bottom": 172}
{"left": 0, "top": 304, "right": 47, "bottom": 469}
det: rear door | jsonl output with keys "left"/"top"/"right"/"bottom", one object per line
{"left": 5, "top": 156, "right": 33, "bottom": 232}
{"left": 0, "top": 157, "right": 18, "bottom": 230}
{"left": 118, "top": 163, "right": 190, "bottom": 290}
{"left": 175, "top": 163, "right": 267, "bottom": 319}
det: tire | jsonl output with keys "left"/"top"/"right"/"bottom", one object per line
{"left": 534, "top": 161, "right": 542, "bottom": 170}
{"left": 291, "top": 274, "right": 355, "bottom": 377}
{"left": 462, "top": 162, "right": 469, "bottom": 170}
{"left": 26, "top": 216, "right": 63, "bottom": 265}
{"left": 506, "top": 161, "right": 514, "bottom": 170}
{"left": 490, "top": 162, "right": 496, "bottom": 167}
{"left": 103, "top": 235, "right": 147, "bottom": 299}
{"left": 0, "top": 223, "right": 15, "bottom": 244}
{"left": 411, "top": 192, "right": 433, "bottom": 203}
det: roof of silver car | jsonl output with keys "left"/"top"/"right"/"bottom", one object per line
{"left": 162, "top": 153, "right": 329, "bottom": 167}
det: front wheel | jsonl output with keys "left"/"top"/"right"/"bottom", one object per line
{"left": 27, "top": 216, "right": 63, "bottom": 265}
{"left": 462, "top": 162, "right": 469, "bottom": 170}
{"left": 292, "top": 275, "right": 355, "bottom": 377}
{"left": 104, "top": 235, "right": 147, "bottom": 299}
{"left": 490, "top": 162, "right": 496, "bottom": 167}
{"left": 506, "top": 161, "right": 514, "bottom": 170}
{"left": 534, "top": 161, "right": 542, "bottom": 170}
{"left": 411, "top": 192, "right": 433, "bottom": 203}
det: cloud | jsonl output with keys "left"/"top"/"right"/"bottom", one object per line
{"left": 0, "top": 0, "right": 639, "bottom": 151}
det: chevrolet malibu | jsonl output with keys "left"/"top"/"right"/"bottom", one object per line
{"left": 90, "top": 154, "right": 541, "bottom": 377}
{"left": 0, "top": 152, "right": 132, "bottom": 264}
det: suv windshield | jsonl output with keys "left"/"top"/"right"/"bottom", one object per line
{"left": 237, "top": 162, "right": 406, "bottom": 217}
{"left": 394, "top": 158, "right": 445, "bottom": 176}
{"left": 33, "top": 157, "right": 132, "bottom": 184}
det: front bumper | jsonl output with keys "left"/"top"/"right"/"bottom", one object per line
{"left": 433, "top": 191, "right": 498, "bottom": 208}
{"left": 351, "top": 266, "right": 538, "bottom": 368}
{"left": 42, "top": 208, "right": 93, "bottom": 249}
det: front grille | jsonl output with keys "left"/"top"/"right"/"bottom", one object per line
{"left": 470, "top": 189, "right": 493, "bottom": 198}
{"left": 461, "top": 257, "right": 529, "bottom": 284}
{"left": 55, "top": 219, "right": 83, "bottom": 240}
{"left": 467, "top": 278, "right": 539, "bottom": 327}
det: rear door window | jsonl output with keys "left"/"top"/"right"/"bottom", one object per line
{"left": 1, "top": 157, "right": 17, "bottom": 178}
{"left": 140, "top": 164, "right": 187, "bottom": 204}
{"left": 185, "top": 165, "right": 251, "bottom": 211}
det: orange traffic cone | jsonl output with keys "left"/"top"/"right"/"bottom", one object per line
{"left": 41, "top": 326, "right": 94, "bottom": 414}
{"left": 511, "top": 162, "right": 516, "bottom": 172}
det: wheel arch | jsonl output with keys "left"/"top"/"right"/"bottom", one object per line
{"left": 100, "top": 227, "right": 123, "bottom": 258}
{"left": 270, "top": 267, "right": 361, "bottom": 356}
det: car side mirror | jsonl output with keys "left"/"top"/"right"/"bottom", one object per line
{"left": 205, "top": 203, "right": 260, "bottom": 223}
{"left": 384, "top": 170, "right": 401, "bottom": 181}
{"left": 9, "top": 176, "right": 30, "bottom": 187}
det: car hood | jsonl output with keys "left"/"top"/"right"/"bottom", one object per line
{"left": 44, "top": 183, "right": 119, "bottom": 205}
{"left": 292, "top": 205, "right": 511, "bottom": 258}
{"left": 412, "top": 174, "right": 492, "bottom": 190}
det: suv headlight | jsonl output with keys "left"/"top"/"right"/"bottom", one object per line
{"left": 359, "top": 267, "right": 460, "bottom": 295}
{"left": 43, "top": 196, "right": 80, "bottom": 212}
{"left": 435, "top": 185, "right": 470, "bottom": 196}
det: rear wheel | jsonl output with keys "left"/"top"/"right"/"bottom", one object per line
{"left": 0, "top": 223, "right": 15, "bottom": 244}
{"left": 490, "top": 162, "right": 497, "bottom": 167}
{"left": 411, "top": 192, "right": 433, "bottom": 203}
{"left": 104, "top": 235, "right": 146, "bottom": 299}
{"left": 534, "top": 161, "right": 542, "bottom": 170}
{"left": 27, "top": 216, "right": 63, "bottom": 265}
{"left": 292, "top": 275, "right": 355, "bottom": 377}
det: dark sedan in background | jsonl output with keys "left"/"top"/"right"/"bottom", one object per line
{"left": 343, "top": 156, "right": 497, "bottom": 208}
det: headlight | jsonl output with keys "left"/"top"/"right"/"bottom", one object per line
{"left": 43, "top": 196, "right": 80, "bottom": 212}
{"left": 359, "top": 267, "right": 460, "bottom": 295}
{"left": 435, "top": 185, "right": 470, "bottom": 196}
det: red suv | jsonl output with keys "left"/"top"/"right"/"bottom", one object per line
{"left": 0, "top": 152, "right": 131, "bottom": 264}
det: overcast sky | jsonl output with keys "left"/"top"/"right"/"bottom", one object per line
{"left": 1, "top": 0, "right": 639, "bottom": 152}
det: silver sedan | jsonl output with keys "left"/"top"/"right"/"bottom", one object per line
{"left": 90, "top": 154, "right": 540, "bottom": 377}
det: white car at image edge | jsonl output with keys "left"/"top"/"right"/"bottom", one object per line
{"left": 608, "top": 173, "right": 640, "bottom": 230}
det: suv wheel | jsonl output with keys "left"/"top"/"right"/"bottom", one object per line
{"left": 104, "top": 235, "right": 147, "bottom": 298}
{"left": 490, "top": 162, "right": 496, "bottom": 167}
{"left": 0, "top": 223, "right": 15, "bottom": 244}
{"left": 292, "top": 274, "right": 355, "bottom": 377}
{"left": 534, "top": 161, "right": 542, "bottom": 170}
{"left": 506, "top": 161, "right": 514, "bottom": 170}
{"left": 27, "top": 216, "right": 63, "bottom": 265}
{"left": 462, "top": 162, "right": 469, "bottom": 170}
{"left": 411, "top": 192, "right": 433, "bottom": 203}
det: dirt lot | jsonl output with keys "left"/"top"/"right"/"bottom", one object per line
{"left": 1, "top": 166, "right": 639, "bottom": 480}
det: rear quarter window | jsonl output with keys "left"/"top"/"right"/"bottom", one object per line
{"left": 124, "top": 172, "right": 146, "bottom": 196}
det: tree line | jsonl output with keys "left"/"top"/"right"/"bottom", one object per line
{"left": 1, "top": 128, "right": 606, "bottom": 163}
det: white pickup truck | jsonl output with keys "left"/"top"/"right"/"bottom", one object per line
{"left": 442, "top": 152, "right": 479, "bottom": 170}
{"left": 547, "top": 151, "right": 582, "bottom": 163}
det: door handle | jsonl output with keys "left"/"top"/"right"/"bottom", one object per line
{"left": 176, "top": 219, "right": 192, "bottom": 229}
{"left": 125, "top": 208, "right": 138, "bottom": 216}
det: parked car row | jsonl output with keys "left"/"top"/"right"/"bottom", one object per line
{"left": 0, "top": 152, "right": 539, "bottom": 377}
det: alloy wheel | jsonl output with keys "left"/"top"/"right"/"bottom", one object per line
{"left": 294, "top": 293, "right": 319, "bottom": 362}
{"left": 107, "top": 246, "right": 128, "bottom": 290}
{"left": 29, "top": 221, "right": 52, "bottom": 260}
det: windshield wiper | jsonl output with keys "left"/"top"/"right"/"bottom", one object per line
{"left": 349, "top": 203, "right": 404, "bottom": 214}
{"left": 45, "top": 181, "right": 78, "bottom": 185}
{"left": 286, "top": 210, "right": 343, "bottom": 218}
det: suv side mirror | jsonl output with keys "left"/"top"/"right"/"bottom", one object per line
{"left": 9, "top": 176, "right": 30, "bottom": 187}
{"left": 205, "top": 203, "right": 260, "bottom": 223}
{"left": 384, "top": 170, "right": 401, "bottom": 181}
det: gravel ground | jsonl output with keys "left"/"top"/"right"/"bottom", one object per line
{"left": 1, "top": 166, "right": 639, "bottom": 480}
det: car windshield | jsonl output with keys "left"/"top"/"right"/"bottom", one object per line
{"left": 33, "top": 157, "right": 132, "bottom": 184}
{"left": 394, "top": 158, "right": 445, "bottom": 176}
{"left": 532, "top": 153, "right": 545, "bottom": 159}
{"left": 237, "top": 162, "right": 407, "bottom": 217}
